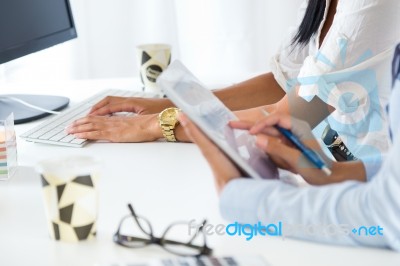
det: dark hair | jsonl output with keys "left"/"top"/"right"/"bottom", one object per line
{"left": 292, "top": 0, "right": 327, "bottom": 46}
{"left": 393, "top": 44, "right": 400, "bottom": 87}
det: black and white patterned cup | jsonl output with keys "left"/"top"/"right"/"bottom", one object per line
{"left": 37, "top": 156, "right": 101, "bottom": 242}
{"left": 136, "top": 43, "right": 171, "bottom": 95}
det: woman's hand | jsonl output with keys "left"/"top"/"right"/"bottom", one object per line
{"left": 251, "top": 113, "right": 335, "bottom": 184}
{"left": 231, "top": 114, "right": 366, "bottom": 185}
{"left": 230, "top": 114, "right": 337, "bottom": 185}
{"left": 66, "top": 114, "right": 163, "bottom": 142}
{"left": 88, "top": 96, "right": 173, "bottom": 116}
{"left": 178, "top": 113, "right": 241, "bottom": 194}
{"left": 230, "top": 114, "right": 324, "bottom": 170}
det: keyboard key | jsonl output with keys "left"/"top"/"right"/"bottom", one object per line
{"left": 70, "top": 138, "right": 87, "bottom": 145}
{"left": 38, "top": 128, "right": 64, "bottom": 140}
{"left": 59, "top": 134, "right": 76, "bottom": 143}
{"left": 49, "top": 132, "right": 69, "bottom": 142}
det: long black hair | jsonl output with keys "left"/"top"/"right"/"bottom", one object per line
{"left": 393, "top": 44, "right": 400, "bottom": 86}
{"left": 292, "top": 0, "right": 327, "bottom": 46}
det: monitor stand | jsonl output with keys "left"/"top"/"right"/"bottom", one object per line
{"left": 0, "top": 94, "right": 69, "bottom": 124}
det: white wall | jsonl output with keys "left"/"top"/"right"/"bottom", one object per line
{"left": 3, "top": 0, "right": 304, "bottom": 85}
{"left": 173, "top": 0, "right": 303, "bottom": 84}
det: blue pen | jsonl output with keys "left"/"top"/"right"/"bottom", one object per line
{"left": 261, "top": 110, "right": 332, "bottom": 176}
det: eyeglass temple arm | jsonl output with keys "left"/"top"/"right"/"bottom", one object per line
{"left": 187, "top": 219, "right": 208, "bottom": 245}
{"left": 127, "top": 203, "right": 154, "bottom": 237}
{"left": 163, "top": 219, "right": 211, "bottom": 254}
{"left": 182, "top": 219, "right": 207, "bottom": 244}
{"left": 162, "top": 237, "right": 212, "bottom": 255}
{"left": 194, "top": 219, "right": 212, "bottom": 254}
{"left": 116, "top": 233, "right": 207, "bottom": 252}
{"left": 116, "top": 234, "right": 151, "bottom": 243}
{"left": 161, "top": 238, "right": 205, "bottom": 250}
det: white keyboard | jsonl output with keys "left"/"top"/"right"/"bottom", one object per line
{"left": 20, "top": 89, "right": 157, "bottom": 148}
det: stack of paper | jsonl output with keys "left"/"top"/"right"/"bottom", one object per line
{"left": 0, "top": 136, "right": 7, "bottom": 178}
{"left": 0, "top": 113, "right": 17, "bottom": 181}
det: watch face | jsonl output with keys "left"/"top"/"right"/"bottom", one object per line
{"left": 161, "top": 108, "right": 179, "bottom": 124}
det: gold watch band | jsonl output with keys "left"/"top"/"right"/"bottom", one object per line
{"left": 158, "top": 107, "right": 180, "bottom": 142}
{"left": 160, "top": 124, "right": 177, "bottom": 142}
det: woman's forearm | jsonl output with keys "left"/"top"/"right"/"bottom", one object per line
{"left": 295, "top": 160, "right": 367, "bottom": 186}
{"left": 273, "top": 88, "right": 334, "bottom": 129}
{"left": 234, "top": 104, "right": 277, "bottom": 123}
{"left": 233, "top": 90, "right": 335, "bottom": 129}
{"left": 213, "top": 72, "right": 285, "bottom": 111}
{"left": 329, "top": 161, "right": 367, "bottom": 183}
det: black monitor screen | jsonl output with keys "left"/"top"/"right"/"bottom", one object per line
{"left": 0, "top": 0, "right": 76, "bottom": 124}
{"left": 0, "top": 0, "right": 77, "bottom": 64}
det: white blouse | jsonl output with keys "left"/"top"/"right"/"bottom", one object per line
{"left": 271, "top": 0, "right": 400, "bottom": 159}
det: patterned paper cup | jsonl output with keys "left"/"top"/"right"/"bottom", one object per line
{"left": 136, "top": 43, "right": 171, "bottom": 95}
{"left": 37, "top": 156, "right": 101, "bottom": 242}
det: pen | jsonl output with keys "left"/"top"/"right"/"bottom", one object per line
{"left": 261, "top": 110, "right": 332, "bottom": 176}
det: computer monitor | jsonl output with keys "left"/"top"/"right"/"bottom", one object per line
{"left": 0, "top": 0, "right": 77, "bottom": 124}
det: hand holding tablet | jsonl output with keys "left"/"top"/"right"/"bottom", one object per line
{"left": 157, "top": 60, "right": 278, "bottom": 180}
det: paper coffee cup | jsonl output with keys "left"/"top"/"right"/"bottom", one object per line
{"left": 37, "top": 156, "right": 101, "bottom": 242}
{"left": 136, "top": 43, "right": 171, "bottom": 95}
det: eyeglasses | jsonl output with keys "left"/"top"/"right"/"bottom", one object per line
{"left": 113, "top": 204, "right": 213, "bottom": 256}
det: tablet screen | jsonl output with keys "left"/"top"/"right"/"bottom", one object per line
{"left": 157, "top": 60, "right": 278, "bottom": 179}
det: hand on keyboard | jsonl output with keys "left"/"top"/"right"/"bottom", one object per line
{"left": 89, "top": 95, "right": 172, "bottom": 116}
{"left": 20, "top": 89, "right": 162, "bottom": 147}
{"left": 66, "top": 113, "right": 164, "bottom": 143}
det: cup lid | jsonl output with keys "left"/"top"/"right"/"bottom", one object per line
{"left": 37, "top": 156, "right": 101, "bottom": 185}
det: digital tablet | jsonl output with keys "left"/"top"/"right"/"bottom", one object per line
{"left": 157, "top": 60, "right": 278, "bottom": 179}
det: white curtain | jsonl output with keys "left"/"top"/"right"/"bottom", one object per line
{"left": 3, "top": 0, "right": 303, "bottom": 86}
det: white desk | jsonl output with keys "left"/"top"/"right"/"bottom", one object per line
{"left": 1, "top": 79, "right": 400, "bottom": 266}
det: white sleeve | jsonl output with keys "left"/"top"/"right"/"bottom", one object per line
{"left": 270, "top": 0, "right": 310, "bottom": 90}
{"left": 297, "top": 0, "right": 400, "bottom": 108}
{"left": 361, "top": 155, "right": 384, "bottom": 181}
{"left": 220, "top": 137, "right": 400, "bottom": 250}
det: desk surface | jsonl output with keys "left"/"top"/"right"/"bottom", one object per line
{"left": 1, "top": 79, "right": 400, "bottom": 266}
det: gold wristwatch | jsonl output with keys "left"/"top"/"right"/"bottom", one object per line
{"left": 158, "top": 107, "right": 181, "bottom": 142}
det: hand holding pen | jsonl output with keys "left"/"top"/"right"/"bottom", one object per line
{"left": 260, "top": 110, "right": 331, "bottom": 175}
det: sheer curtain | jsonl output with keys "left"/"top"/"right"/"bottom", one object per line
{"left": 2, "top": 0, "right": 303, "bottom": 86}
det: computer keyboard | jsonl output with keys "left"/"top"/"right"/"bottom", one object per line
{"left": 20, "top": 89, "right": 158, "bottom": 148}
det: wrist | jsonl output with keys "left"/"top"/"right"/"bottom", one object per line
{"left": 215, "top": 175, "right": 239, "bottom": 195}
{"left": 151, "top": 114, "right": 164, "bottom": 140}
{"left": 329, "top": 161, "right": 367, "bottom": 183}
{"left": 158, "top": 98, "right": 175, "bottom": 111}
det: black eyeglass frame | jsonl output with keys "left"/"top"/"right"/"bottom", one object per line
{"left": 113, "top": 203, "right": 212, "bottom": 256}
